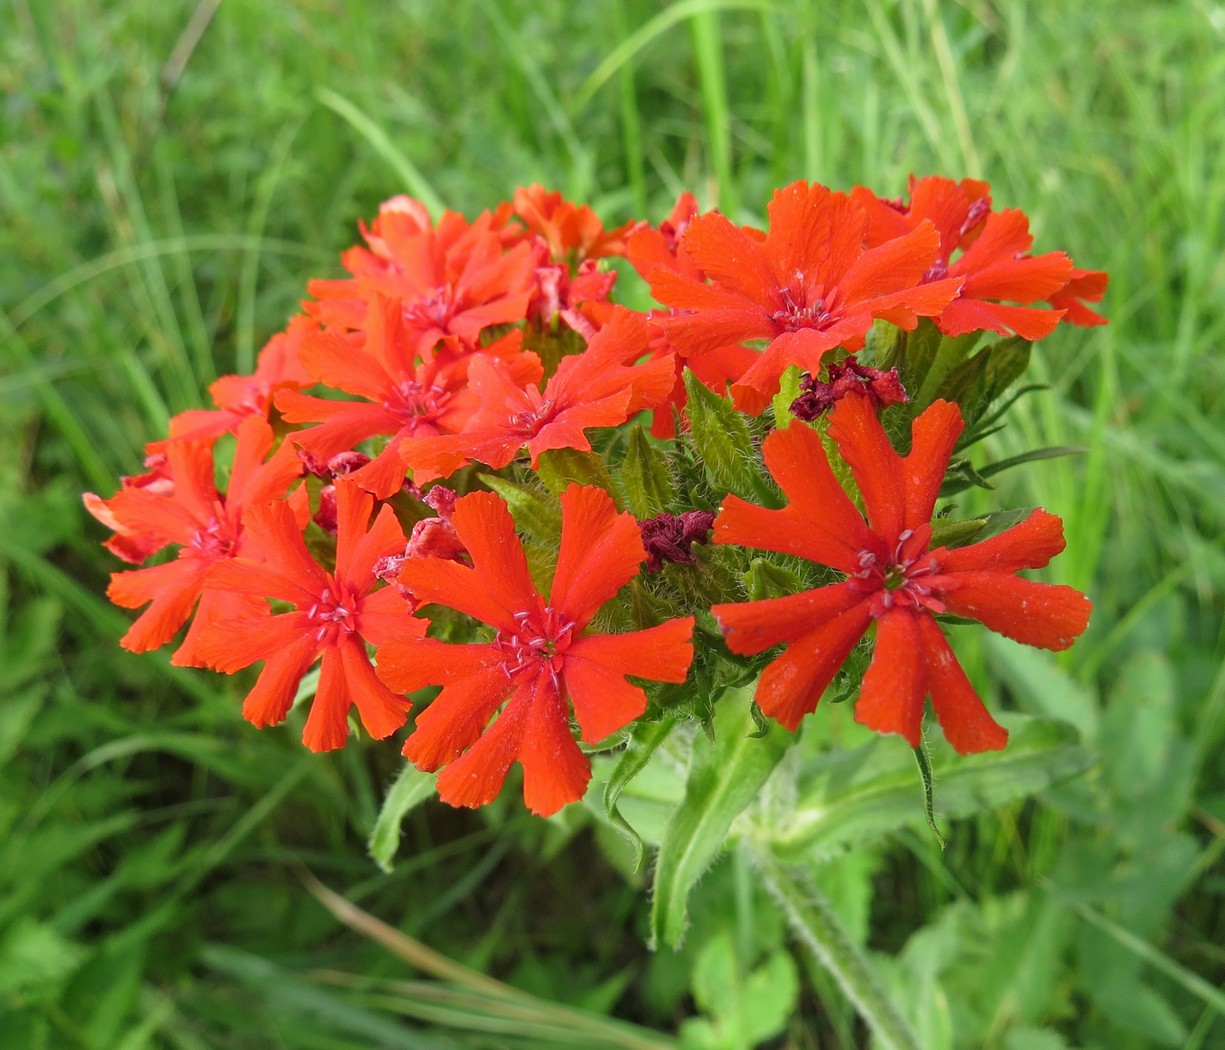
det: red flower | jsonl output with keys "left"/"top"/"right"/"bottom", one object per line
{"left": 307, "top": 202, "right": 535, "bottom": 354}
{"left": 646, "top": 180, "right": 962, "bottom": 413}
{"left": 513, "top": 184, "right": 640, "bottom": 263}
{"left": 84, "top": 451, "right": 175, "bottom": 565}
{"left": 101, "top": 416, "right": 304, "bottom": 665}
{"left": 197, "top": 479, "right": 425, "bottom": 751}
{"left": 853, "top": 176, "right": 1076, "bottom": 341}
{"left": 277, "top": 295, "right": 529, "bottom": 497}
{"left": 711, "top": 394, "right": 1091, "bottom": 751}
{"left": 399, "top": 307, "right": 674, "bottom": 481}
{"left": 1048, "top": 267, "right": 1109, "bottom": 326}
{"left": 376, "top": 485, "right": 695, "bottom": 816}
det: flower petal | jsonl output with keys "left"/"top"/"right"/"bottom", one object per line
{"left": 714, "top": 582, "right": 864, "bottom": 655}
{"left": 752, "top": 601, "right": 874, "bottom": 731}
{"left": 914, "top": 614, "right": 1008, "bottom": 753}
{"left": 937, "top": 572, "right": 1092, "bottom": 651}
{"left": 549, "top": 485, "right": 645, "bottom": 625}
{"left": 401, "top": 666, "right": 513, "bottom": 769}
{"left": 518, "top": 675, "right": 592, "bottom": 816}
{"left": 938, "top": 508, "right": 1067, "bottom": 574}
{"left": 302, "top": 646, "right": 353, "bottom": 752}
{"left": 433, "top": 683, "right": 531, "bottom": 809}
{"left": 827, "top": 391, "right": 906, "bottom": 542}
{"left": 241, "top": 635, "right": 318, "bottom": 730}
{"left": 338, "top": 635, "right": 411, "bottom": 740}
{"left": 903, "top": 399, "right": 964, "bottom": 531}
{"left": 854, "top": 609, "right": 927, "bottom": 747}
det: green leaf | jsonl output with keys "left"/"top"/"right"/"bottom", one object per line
{"left": 934, "top": 336, "right": 1032, "bottom": 426}
{"left": 769, "top": 363, "right": 806, "bottom": 424}
{"left": 679, "top": 932, "right": 798, "bottom": 1050}
{"left": 0, "top": 917, "right": 85, "bottom": 996}
{"left": 478, "top": 473, "right": 562, "bottom": 544}
{"left": 984, "top": 635, "right": 1099, "bottom": 740}
{"left": 368, "top": 764, "right": 438, "bottom": 873}
{"left": 682, "top": 371, "right": 771, "bottom": 503}
{"left": 1099, "top": 649, "right": 1176, "bottom": 800}
{"left": 974, "top": 446, "right": 1085, "bottom": 482}
{"left": 768, "top": 716, "right": 1093, "bottom": 863}
{"left": 907, "top": 321, "right": 984, "bottom": 409}
{"left": 535, "top": 448, "right": 619, "bottom": 500}
{"left": 620, "top": 425, "right": 677, "bottom": 518}
{"left": 756, "top": 854, "right": 922, "bottom": 1050}
{"left": 929, "top": 507, "right": 1040, "bottom": 550}
{"left": 602, "top": 715, "right": 679, "bottom": 872}
{"left": 650, "top": 690, "right": 790, "bottom": 947}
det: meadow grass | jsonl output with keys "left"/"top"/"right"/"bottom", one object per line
{"left": 2, "top": 0, "right": 1222, "bottom": 1046}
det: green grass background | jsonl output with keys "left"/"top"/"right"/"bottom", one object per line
{"left": 2, "top": 0, "right": 1222, "bottom": 1047}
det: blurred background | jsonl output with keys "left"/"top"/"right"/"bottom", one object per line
{"left": 2, "top": 1, "right": 1222, "bottom": 1047}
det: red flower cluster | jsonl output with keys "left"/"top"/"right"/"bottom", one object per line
{"left": 635, "top": 178, "right": 1107, "bottom": 414}
{"left": 86, "top": 178, "right": 1101, "bottom": 814}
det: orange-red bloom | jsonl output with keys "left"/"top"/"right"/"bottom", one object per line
{"left": 646, "top": 181, "right": 962, "bottom": 413}
{"left": 399, "top": 307, "right": 674, "bottom": 481}
{"left": 853, "top": 175, "right": 1076, "bottom": 341}
{"left": 197, "top": 479, "right": 425, "bottom": 751}
{"left": 376, "top": 485, "right": 695, "bottom": 816}
{"left": 513, "top": 184, "right": 640, "bottom": 264}
{"left": 712, "top": 394, "right": 1091, "bottom": 751}
{"left": 101, "top": 416, "right": 304, "bottom": 665}
{"left": 307, "top": 200, "right": 535, "bottom": 355}
{"left": 277, "top": 295, "right": 529, "bottom": 497}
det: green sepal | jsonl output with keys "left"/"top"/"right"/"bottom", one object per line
{"left": 602, "top": 714, "right": 680, "bottom": 872}
{"left": 650, "top": 689, "right": 791, "bottom": 948}
{"left": 909, "top": 320, "right": 986, "bottom": 407}
{"left": 683, "top": 370, "right": 774, "bottom": 504}
{"left": 620, "top": 424, "right": 678, "bottom": 519}
{"left": 367, "top": 763, "right": 437, "bottom": 873}
{"left": 534, "top": 448, "right": 619, "bottom": 502}
{"left": 744, "top": 556, "right": 807, "bottom": 601}
{"left": 930, "top": 506, "right": 1035, "bottom": 550}
{"left": 478, "top": 473, "right": 562, "bottom": 544}
{"left": 769, "top": 364, "right": 807, "bottom": 427}
{"left": 934, "top": 335, "right": 1032, "bottom": 427}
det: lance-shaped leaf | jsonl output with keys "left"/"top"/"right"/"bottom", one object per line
{"left": 368, "top": 764, "right": 438, "bottom": 873}
{"left": 601, "top": 714, "right": 680, "bottom": 872}
{"left": 767, "top": 716, "right": 1092, "bottom": 864}
{"left": 650, "top": 690, "right": 791, "bottom": 947}
{"left": 478, "top": 474, "right": 562, "bottom": 546}
{"left": 935, "top": 335, "right": 1032, "bottom": 427}
{"left": 535, "top": 447, "right": 619, "bottom": 502}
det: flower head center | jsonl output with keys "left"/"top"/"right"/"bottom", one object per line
{"left": 851, "top": 531, "right": 945, "bottom": 616}
{"left": 306, "top": 585, "right": 357, "bottom": 643}
{"left": 772, "top": 278, "right": 835, "bottom": 331}
{"left": 404, "top": 286, "right": 457, "bottom": 329}
{"left": 188, "top": 510, "right": 235, "bottom": 559}
{"left": 386, "top": 379, "right": 450, "bottom": 427}
{"left": 494, "top": 606, "right": 576, "bottom": 678}
{"left": 507, "top": 389, "right": 555, "bottom": 436}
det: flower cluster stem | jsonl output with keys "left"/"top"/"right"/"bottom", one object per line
{"left": 752, "top": 847, "right": 922, "bottom": 1050}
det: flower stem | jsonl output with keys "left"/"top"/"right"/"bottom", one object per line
{"left": 753, "top": 848, "right": 922, "bottom": 1050}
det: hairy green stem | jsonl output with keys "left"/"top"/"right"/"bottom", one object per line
{"left": 753, "top": 849, "right": 922, "bottom": 1050}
